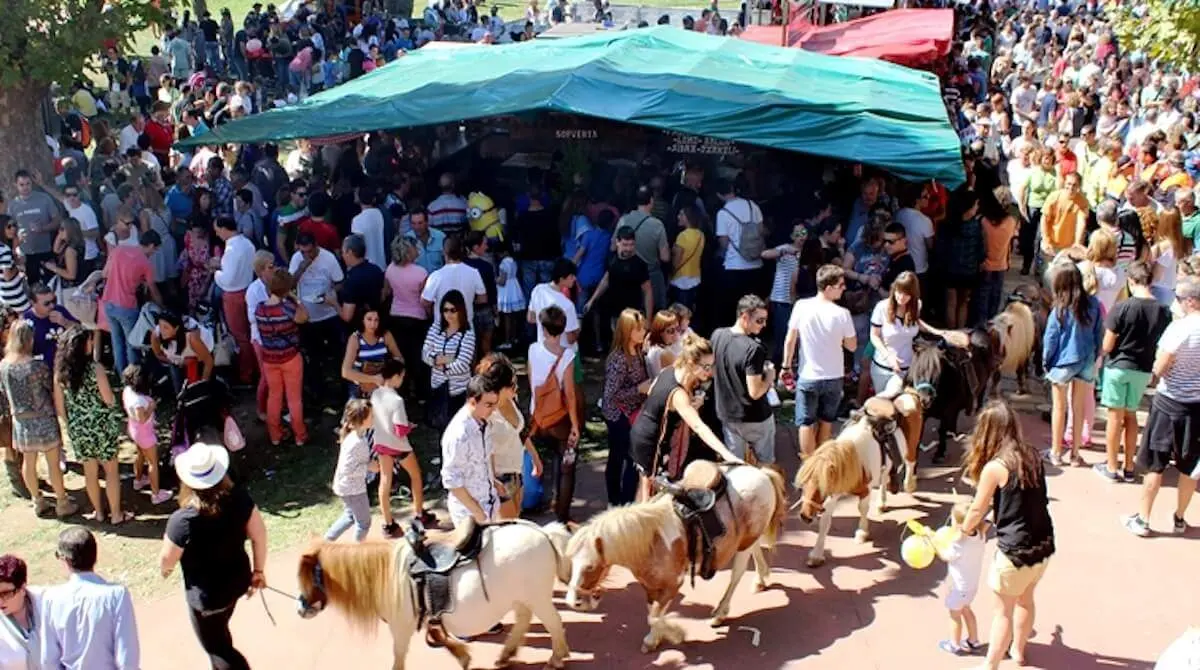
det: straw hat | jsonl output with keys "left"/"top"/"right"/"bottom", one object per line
{"left": 174, "top": 443, "right": 230, "bottom": 490}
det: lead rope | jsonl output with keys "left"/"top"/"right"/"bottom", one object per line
{"left": 259, "top": 585, "right": 299, "bottom": 626}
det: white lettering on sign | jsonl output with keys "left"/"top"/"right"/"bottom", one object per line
{"left": 665, "top": 131, "right": 738, "bottom": 156}
{"left": 555, "top": 129, "right": 598, "bottom": 139}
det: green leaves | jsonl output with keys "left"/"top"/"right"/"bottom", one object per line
{"left": 1111, "top": 0, "right": 1200, "bottom": 71}
{"left": 0, "top": 0, "right": 174, "bottom": 88}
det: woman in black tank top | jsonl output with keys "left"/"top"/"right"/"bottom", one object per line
{"left": 960, "top": 402, "right": 1055, "bottom": 669}
{"left": 629, "top": 334, "right": 745, "bottom": 500}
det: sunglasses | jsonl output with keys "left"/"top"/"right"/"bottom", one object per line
{"left": 294, "top": 191, "right": 309, "bottom": 197}
{"left": 64, "top": 191, "right": 80, "bottom": 197}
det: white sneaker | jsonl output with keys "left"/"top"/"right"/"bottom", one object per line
{"left": 1122, "top": 513, "right": 1150, "bottom": 537}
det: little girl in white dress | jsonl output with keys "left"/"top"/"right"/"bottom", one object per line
{"left": 496, "top": 244, "right": 526, "bottom": 350}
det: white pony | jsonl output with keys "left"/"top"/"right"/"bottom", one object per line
{"left": 297, "top": 520, "right": 572, "bottom": 670}
{"left": 793, "top": 411, "right": 908, "bottom": 568}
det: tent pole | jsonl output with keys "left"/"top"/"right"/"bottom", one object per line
{"left": 781, "top": 0, "right": 788, "bottom": 46}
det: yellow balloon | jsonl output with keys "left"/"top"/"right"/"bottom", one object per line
{"left": 901, "top": 534, "right": 936, "bottom": 569}
{"left": 933, "top": 526, "right": 961, "bottom": 555}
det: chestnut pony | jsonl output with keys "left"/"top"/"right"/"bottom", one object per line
{"left": 563, "top": 461, "right": 786, "bottom": 653}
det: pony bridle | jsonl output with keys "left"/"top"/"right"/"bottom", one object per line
{"left": 297, "top": 560, "right": 326, "bottom": 618}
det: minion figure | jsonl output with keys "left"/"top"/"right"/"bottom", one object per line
{"left": 467, "top": 191, "right": 504, "bottom": 242}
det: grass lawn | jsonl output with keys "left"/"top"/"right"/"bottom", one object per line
{"left": 0, "top": 357, "right": 612, "bottom": 599}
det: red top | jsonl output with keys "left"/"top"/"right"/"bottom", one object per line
{"left": 298, "top": 218, "right": 340, "bottom": 252}
{"left": 144, "top": 119, "right": 174, "bottom": 155}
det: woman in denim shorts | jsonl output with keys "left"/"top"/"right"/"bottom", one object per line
{"left": 1042, "top": 264, "right": 1103, "bottom": 467}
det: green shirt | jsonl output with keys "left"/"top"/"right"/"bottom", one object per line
{"left": 1184, "top": 211, "right": 1200, "bottom": 246}
{"left": 1023, "top": 168, "right": 1057, "bottom": 209}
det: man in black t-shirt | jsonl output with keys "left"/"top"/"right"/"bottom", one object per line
{"left": 584, "top": 225, "right": 652, "bottom": 320}
{"left": 881, "top": 222, "right": 916, "bottom": 293}
{"left": 199, "top": 12, "right": 223, "bottom": 74}
{"left": 712, "top": 295, "right": 777, "bottom": 464}
{"left": 464, "top": 231, "right": 498, "bottom": 356}
{"left": 338, "top": 233, "right": 384, "bottom": 330}
{"left": 1098, "top": 261, "right": 1170, "bottom": 482}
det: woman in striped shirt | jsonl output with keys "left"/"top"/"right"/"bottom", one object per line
{"left": 340, "top": 307, "right": 401, "bottom": 399}
{"left": 421, "top": 290, "right": 476, "bottom": 429}
{"left": 255, "top": 270, "right": 310, "bottom": 446}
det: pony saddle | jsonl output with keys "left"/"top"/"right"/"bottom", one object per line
{"left": 403, "top": 518, "right": 491, "bottom": 628}
{"left": 859, "top": 398, "right": 904, "bottom": 494}
{"left": 654, "top": 461, "right": 730, "bottom": 584}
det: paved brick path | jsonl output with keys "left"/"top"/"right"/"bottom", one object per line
{"left": 136, "top": 407, "right": 1195, "bottom": 669}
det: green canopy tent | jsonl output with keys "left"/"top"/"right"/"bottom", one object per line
{"left": 181, "top": 26, "right": 965, "bottom": 186}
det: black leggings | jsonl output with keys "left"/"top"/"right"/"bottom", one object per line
{"left": 188, "top": 602, "right": 250, "bottom": 670}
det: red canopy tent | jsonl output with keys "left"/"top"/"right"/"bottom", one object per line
{"left": 740, "top": 8, "right": 954, "bottom": 69}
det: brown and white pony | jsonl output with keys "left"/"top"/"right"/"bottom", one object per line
{"left": 793, "top": 409, "right": 908, "bottom": 568}
{"left": 296, "top": 521, "right": 572, "bottom": 670}
{"left": 563, "top": 462, "right": 787, "bottom": 653}
{"left": 988, "top": 298, "right": 1038, "bottom": 397}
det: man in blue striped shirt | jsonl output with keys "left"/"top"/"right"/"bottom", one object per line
{"left": 37, "top": 528, "right": 140, "bottom": 669}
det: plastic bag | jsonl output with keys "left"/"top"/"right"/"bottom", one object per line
{"left": 224, "top": 415, "right": 246, "bottom": 452}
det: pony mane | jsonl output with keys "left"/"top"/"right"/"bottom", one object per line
{"left": 909, "top": 342, "right": 943, "bottom": 385}
{"left": 299, "top": 540, "right": 398, "bottom": 633}
{"left": 994, "top": 301, "right": 1035, "bottom": 374}
{"left": 795, "top": 438, "right": 864, "bottom": 495}
{"left": 566, "top": 497, "right": 677, "bottom": 567}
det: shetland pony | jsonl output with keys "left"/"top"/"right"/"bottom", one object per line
{"left": 296, "top": 521, "right": 572, "bottom": 670}
{"left": 908, "top": 331, "right": 994, "bottom": 462}
{"left": 988, "top": 299, "right": 1037, "bottom": 397}
{"left": 793, "top": 412, "right": 908, "bottom": 568}
{"left": 563, "top": 463, "right": 786, "bottom": 653}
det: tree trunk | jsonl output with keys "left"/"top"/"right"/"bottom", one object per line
{"left": 0, "top": 81, "right": 55, "bottom": 202}
{"left": 193, "top": 0, "right": 208, "bottom": 18}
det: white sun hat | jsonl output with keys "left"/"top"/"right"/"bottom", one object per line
{"left": 174, "top": 443, "right": 230, "bottom": 490}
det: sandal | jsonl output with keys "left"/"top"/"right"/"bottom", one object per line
{"left": 1070, "top": 453, "right": 1087, "bottom": 468}
{"left": 938, "top": 640, "right": 966, "bottom": 656}
{"left": 110, "top": 510, "right": 135, "bottom": 526}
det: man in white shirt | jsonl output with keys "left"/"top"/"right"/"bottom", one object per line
{"left": 894, "top": 185, "right": 935, "bottom": 302}
{"left": 527, "top": 258, "right": 580, "bottom": 349}
{"left": 48, "top": 184, "right": 102, "bottom": 276}
{"left": 440, "top": 376, "right": 502, "bottom": 528}
{"left": 38, "top": 528, "right": 140, "bottom": 670}
{"left": 782, "top": 265, "right": 856, "bottom": 457}
{"left": 213, "top": 217, "right": 256, "bottom": 384}
{"left": 714, "top": 179, "right": 765, "bottom": 327}
{"left": 351, "top": 186, "right": 386, "bottom": 270}
{"left": 245, "top": 250, "right": 275, "bottom": 421}
{"left": 117, "top": 113, "right": 145, "bottom": 154}
{"left": 421, "top": 236, "right": 486, "bottom": 329}
{"left": 289, "top": 231, "right": 345, "bottom": 408}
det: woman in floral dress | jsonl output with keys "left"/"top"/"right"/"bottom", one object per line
{"left": 178, "top": 220, "right": 221, "bottom": 312}
{"left": 0, "top": 321, "right": 76, "bottom": 518}
{"left": 53, "top": 326, "right": 130, "bottom": 524}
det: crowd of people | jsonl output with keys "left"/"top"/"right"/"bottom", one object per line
{"left": 2, "top": 0, "right": 1199, "bottom": 667}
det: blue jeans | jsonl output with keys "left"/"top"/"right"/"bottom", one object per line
{"left": 325, "top": 492, "right": 371, "bottom": 541}
{"left": 604, "top": 416, "right": 638, "bottom": 505}
{"left": 520, "top": 259, "right": 555, "bottom": 300}
{"left": 205, "top": 42, "right": 223, "bottom": 74}
{"left": 977, "top": 270, "right": 1006, "bottom": 325}
{"left": 274, "top": 57, "right": 291, "bottom": 91}
{"left": 104, "top": 303, "right": 141, "bottom": 377}
{"left": 670, "top": 285, "right": 698, "bottom": 312}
